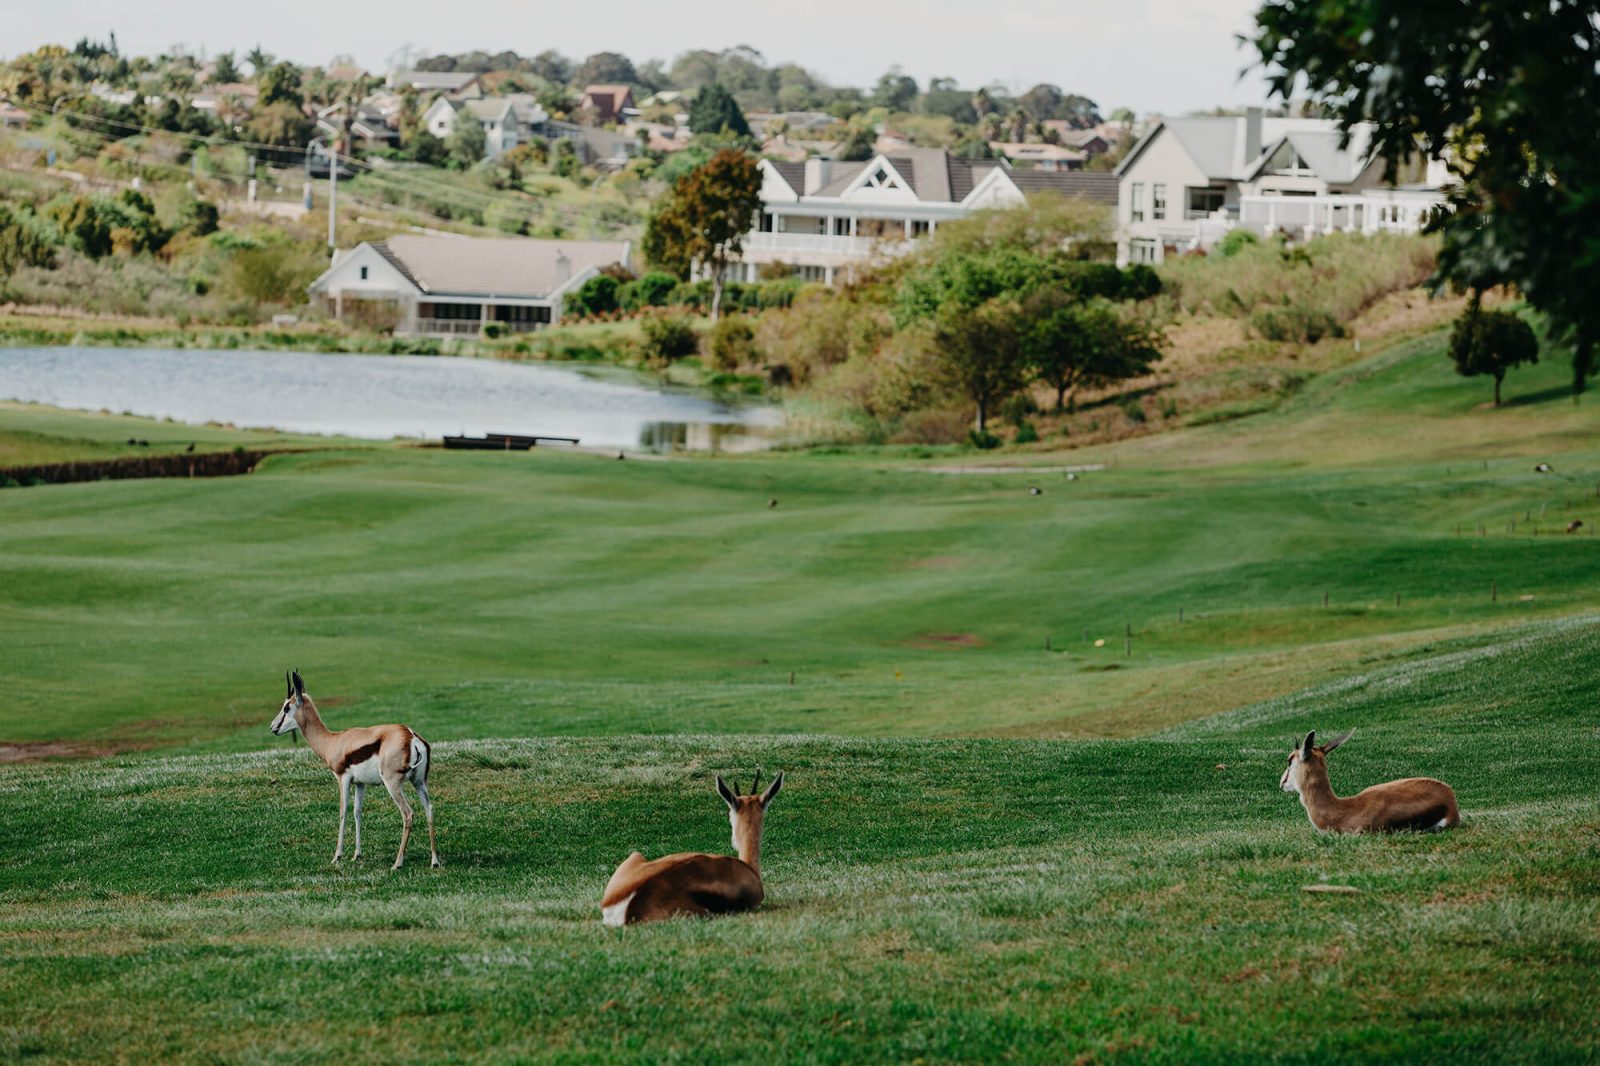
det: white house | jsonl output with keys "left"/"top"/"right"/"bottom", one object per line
{"left": 387, "top": 70, "right": 482, "bottom": 97}
{"left": 1114, "top": 108, "right": 1450, "bottom": 264}
{"left": 731, "top": 147, "right": 1119, "bottom": 283}
{"left": 308, "top": 235, "right": 631, "bottom": 336}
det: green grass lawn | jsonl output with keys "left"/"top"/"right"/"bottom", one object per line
{"left": 1, "top": 616, "right": 1595, "bottom": 1061}
{"left": 1, "top": 324, "right": 1597, "bottom": 1061}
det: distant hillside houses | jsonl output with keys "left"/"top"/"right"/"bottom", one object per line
{"left": 727, "top": 148, "right": 1119, "bottom": 284}
{"left": 309, "top": 235, "right": 632, "bottom": 336}
{"left": 1115, "top": 108, "right": 1452, "bottom": 264}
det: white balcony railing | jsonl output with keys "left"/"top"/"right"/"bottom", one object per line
{"left": 741, "top": 231, "right": 919, "bottom": 260}
{"left": 1237, "top": 192, "right": 1447, "bottom": 239}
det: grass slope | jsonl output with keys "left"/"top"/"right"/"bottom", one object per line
{"left": 1, "top": 615, "right": 1596, "bottom": 1062}
{"left": 2, "top": 326, "right": 1598, "bottom": 750}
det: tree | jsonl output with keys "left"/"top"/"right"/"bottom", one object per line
{"left": 247, "top": 101, "right": 312, "bottom": 149}
{"left": 932, "top": 298, "right": 1030, "bottom": 434}
{"left": 642, "top": 148, "right": 761, "bottom": 320}
{"left": 212, "top": 51, "right": 240, "bottom": 84}
{"left": 1019, "top": 83, "right": 1063, "bottom": 122}
{"left": 1448, "top": 303, "right": 1539, "bottom": 407}
{"left": 245, "top": 46, "right": 273, "bottom": 76}
{"left": 256, "top": 61, "right": 302, "bottom": 108}
{"left": 688, "top": 82, "right": 750, "bottom": 138}
{"left": 1246, "top": 0, "right": 1599, "bottom": 395}
{"left": 447, "top": 108, "right": 485, "bottom": 167}
{"left": 531, "top": 49, "right": 572, "bottom": 85}
{"left": 1023, "top": 291, "right": 1164, "bottom": 411}
{"left": 571, "top": 51, "right": 636, "bottom": 87}
{"left": 836, "top": 121, "right": 877, "bottom": 161}
{"left": 871, "top": 67, "right": 918, "bottom": 112}
{"left": 0, "top": 205, "right": 56, "bottom": 280}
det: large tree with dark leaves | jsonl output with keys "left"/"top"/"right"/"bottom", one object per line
{"left": 1246, "top": 0, "right": 1600, "bottom": 394}
{"left": 642, "top": 148, "right": 761, "bottom": 320}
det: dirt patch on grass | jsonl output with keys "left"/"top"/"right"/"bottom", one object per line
{"left": 0, "top": 739, "right": 154, "bottom": 764}
{"left": 906, "top": 632, "right": 988, "bottom": 649}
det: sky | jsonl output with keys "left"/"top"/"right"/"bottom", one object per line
{"left": 7, "top": 0, "right": 1279, "bottom": 116}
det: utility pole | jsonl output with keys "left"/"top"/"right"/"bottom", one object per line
{"left": 307, "top": 136, "right": 338, "bottom": 257}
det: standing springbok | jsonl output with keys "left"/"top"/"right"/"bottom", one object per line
{"left": 270, "top": 669, "right": 440, "bottom": 869}
{"left": 1279, "top": 730, "right": 1459, "bottom": 833}
{"left": 600, "top": 771, "right": 783, "bottom": 926}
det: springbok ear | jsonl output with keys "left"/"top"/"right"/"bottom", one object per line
{"left": 760, "top": 771, "right": 784, "bottom": 807}
{"left": 1322, "top": 729, "right": 1355, "bottom": 754}
{"left": 292, "top": 669, "right": 305, "bottom": 697}
{"left": 1301, "top": 731, "right": 1317, "bottom": 758}
{"left": 715, "top": 775, "right": 738, "bottom": 810}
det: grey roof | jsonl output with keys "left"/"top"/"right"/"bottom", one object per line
{"left": 369, "top": 236, "right": 631, "bottom": 299}
{"left": 1006, "top": 170, "right": 1119, "bottom": 204}
{"left": 1244, "top": 127, "right": 1374, "bottom": 184}
{"left": 769, "top": 161, "right": 806, "bottom": 194}
{"left": 949, "top": 159, "right": 1003, "bottom": 201}
{"left": 1122, "top": 116, "right": 1367, "bottom": 181}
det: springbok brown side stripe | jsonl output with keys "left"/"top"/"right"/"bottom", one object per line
{"left": 336, "top": 740, "right": 382, "bottom": 775}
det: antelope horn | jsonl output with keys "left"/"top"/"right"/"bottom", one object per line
{"left": 750, "top": 768, "right": 761, "bottom": 796}
{"left": 285, "top": 670, "right": 292, "bottom": 699}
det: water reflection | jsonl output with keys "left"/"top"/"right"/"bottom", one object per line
{"left": 0, "top": 346, "right": 782, "bottom": 451}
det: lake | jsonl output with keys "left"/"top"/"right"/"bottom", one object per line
{"left": 0, "top": 346, "right": 782, "bottom": 450}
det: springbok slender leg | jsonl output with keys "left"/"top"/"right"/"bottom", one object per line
{"left": 414, "top": 779, "right": 440, "bottom": 867}
{"left": 382, "top": 773, "right": 414, "bottom": 870}
{"left": 332, "top": 774, "right": 351, "bottom": 864}
{"left": 351, "top": 783, "right": 365, "bottom": 861}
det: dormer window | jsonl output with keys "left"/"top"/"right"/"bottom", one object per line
{"left": 862, "top": 163, "right": 902, "bottom": 191}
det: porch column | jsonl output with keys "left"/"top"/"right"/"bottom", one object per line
{"left": 904, "top": 218, "right": 913, "bottom": 238}
{"left": 334, "top": 290, "right": 343, "bottom": 320}
{"left": 824, "top": 265, "right": 835, "bottom": 284}
{"left": 481, "top": 302, "right": 491, "bottom": 332}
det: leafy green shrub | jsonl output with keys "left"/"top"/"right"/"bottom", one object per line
{"left": 706, "top": 316, "right": 757, "bottom": 371}
{"left": 639, "top": 314, "right": 699, "bottom": 365}
{"left": 1217, "top": 229, "right": 1260, "bottom": 257}
{"left": 1000, "top": 392, "right": 1038, "bottom": 426}
{"left": 1251, "top": 304, "right": 1346, "bottom": 343}
{"left": 619, "top": 271, "right": 679, "bottom": 310}
{"left": 968, "top": 429, "right": 1002, "bottom": 449}
{"left": 565, "top": 274, "right": 620, "bottom": 318}
{"left": 1013, "top": 421, "right": 1039, "bottom": 444}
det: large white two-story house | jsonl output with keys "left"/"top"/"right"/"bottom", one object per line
{"left": 1114, "top": 108, "right": 1451, "bottom": 264}
{"left": 422, "top": 96, "right": 551, "bottom": 160}
{"left": 729, "top": 147, "right": 1118, "bottom": 283}
{"left": 308, "top": 235, "right": 631, "bottom": 336}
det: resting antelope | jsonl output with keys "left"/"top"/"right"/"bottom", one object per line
{"left": 270, "top": 670, "right": 440, "bottom": 869}
{"left": 1279, "top": 730, "right": 1459, "bottom": 833}
{"left": 600, "top": 771, "right": 783, "bottom": 926}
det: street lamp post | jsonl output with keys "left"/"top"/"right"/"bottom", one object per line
{"left": 307, "top": 135, "right": 338, "bottom": 255}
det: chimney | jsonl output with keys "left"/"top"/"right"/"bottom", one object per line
{"left": 1245, "top": 106, "right": 1263, "bottom": 162}
{"left": 804, "top": 157, "right": 832, "bottom": 195}
{"left": 553, "top": 249, "right": 571, "bottom": 287}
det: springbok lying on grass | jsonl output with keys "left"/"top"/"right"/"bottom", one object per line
{"left": 1279, "top": 730, "right": 1459, "bottom": 833}
{"left": 601, "top": 770, "right": 783, "bottom": 926}
{"left": 270, "top": 670, "right": 440, "bottom": 869}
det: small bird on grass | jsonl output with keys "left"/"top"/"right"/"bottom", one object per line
{"left": 185, "top": 442, "right": 195, "bottom": 453}
{"left": 767, "top": 498, "right": 778, "bottom": 509}
{"left": 1535, "top": 463, "right": 1553, "bottom": 473}
{"left": 1028, "top": 486, "right": 1042, "bottom": 496}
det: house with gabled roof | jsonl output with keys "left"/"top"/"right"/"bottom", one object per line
{"left": 578, "top": 85, "right": 635, "bottom": 123}
{"left": 422, "top": 96, "right": 523, "bottom": 158}
{"left": 308, "top": 235, "right": 631, "bottom": 336}
{"left": 1114, "top": 109, "right": 1450, "bottom": 264}
{"left": 733, "top": 147, "right": 1118, "bottom": 283}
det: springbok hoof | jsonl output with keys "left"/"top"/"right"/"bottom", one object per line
{"left": 431, "top": 857, "right": 442, "bottom": 868}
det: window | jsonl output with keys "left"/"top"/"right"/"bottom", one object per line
{"left": 1186, "top": 186, "right": 1226, "bottom": 219}
{"left": 1130, "top": 182, "right": 1145, "bottom": 223}
{"left": 359, "top": 266, "right": 369, "bottom": 281}
{"left": 833, "top": 217, "right": 852, "bottom": 236}
{"left": 910, "top": 220, "right": 930, "bottom": 238}
{"left": 1152, "top": 184, "right": 1167, "bottom": 221}
{"left": 1129, "top": 238, "right": 1159, "bottom": 265}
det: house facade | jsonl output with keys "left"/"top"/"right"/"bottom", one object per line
{"left": 1114, "top": 109, "right": 1450, "bottom": 264}
{"left": 729, "top": 148, "right": 1119, "bottom": 283}
{"left": 578, "top": 85, "right": 635, "bottom": 123}
{"left": 422, "top": 97, "right": 531, "bottom": 158}
{"left": 308, "top": 235, "right": 631, "bottom": 336}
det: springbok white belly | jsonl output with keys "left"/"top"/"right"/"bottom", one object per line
{"left": 347, "top": 756, "right": 385, "bottom": 785}
{"left": 601, "top": 893, "right": 635, "bottom": 928}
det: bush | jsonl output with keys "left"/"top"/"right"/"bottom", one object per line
{"left": 1013, "top": 421, "right": 1039, "bottom": 444}
{"left": 619, "top": 271, "right": 679, "bottom": 311}
{"left": 968, "top": 429, "right": 1002, "bottom": 449}
{"left": 1251, "top": 303, "right": 1346, "bottom": 343}
{"left": 1217, "top": 229, "right": 1260, "bottom": 257}
{"left": 639, "top": 314, "right": 699, "bottom": 365}
{"left": 566, "top": 274, "right": 620, "bottom": 318}
{"left": 1000, "top": 392, "right": 1039, "bottom": 426}
{"left": 706, "top": 316, "right": 757, "bottom": 371}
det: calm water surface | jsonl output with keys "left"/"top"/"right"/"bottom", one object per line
{"left": 0, "top": 346, "right": 782, "bottom": 450}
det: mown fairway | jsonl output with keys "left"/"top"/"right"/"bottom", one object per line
{"left": 1, "top": 327, "right": 1597, "bottom": 1061}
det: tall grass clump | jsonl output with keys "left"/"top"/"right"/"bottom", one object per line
{"left": 1161, "top": 232, "right": 1437, "bottom": 324}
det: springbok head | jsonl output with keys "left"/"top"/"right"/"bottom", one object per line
{"left": 715, "top": 769, "right": 783, "bottom": 855}
{"left": 1280, "top": 729, "right": 1353, "bottom": 793}
{"left": 270, "top": 669, "right": 308, "bottom": 735}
